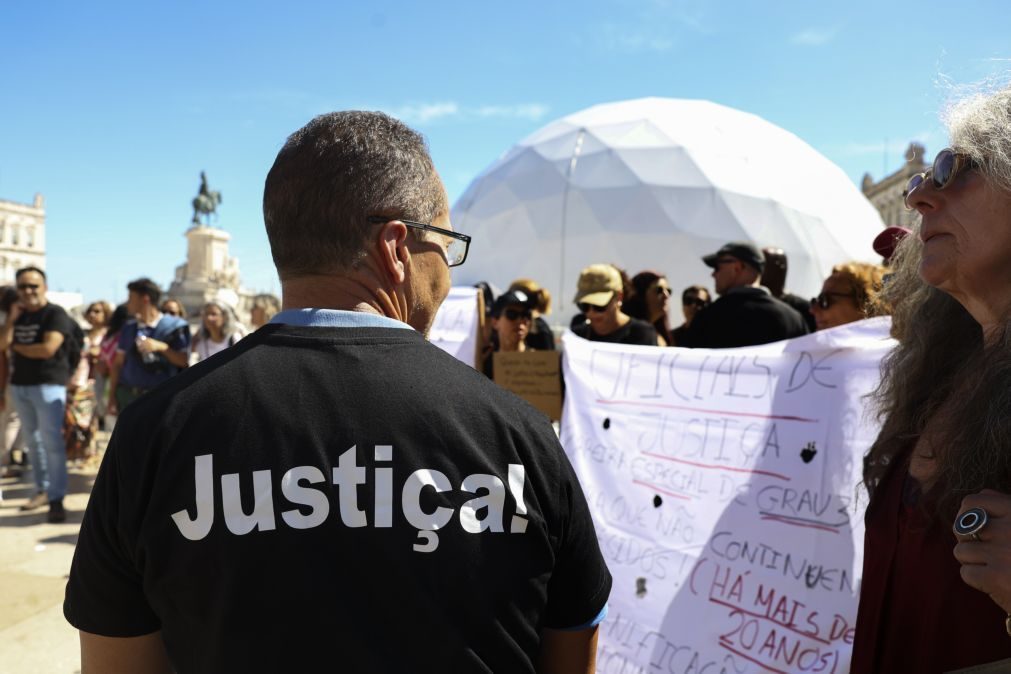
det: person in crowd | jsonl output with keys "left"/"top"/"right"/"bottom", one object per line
{"left": 809, "top": 262, "right": 885, "bottom": 331}
{"left": 851, "top": 83, "right": 1011, "bottom": 673}
{"left": 761, "top": 247, "right": 815, "bottom": 332}
{"left": 82, "top": 301, "right": 112, "bottom": 430}
{"left": 107, "top": 278, "right": 190, "bottom": 416}
{"left": 681, "top": 242, "right": 808, "bottom": 348}
{"left": 249, "top": 293, "right": 281, "bottom": 329}
{"left": 64, "top": 302, "right": 110, "bottom": 465}
{"left": 0, "top": 267, "right": 77, "bottom": 522}
{"left": 482, "top": 290, "right": 536, "bottom": 379}
{"left": 623, "top": 271, "right": 674, "bottom": 346}
{"left": 570, "top": 264, "right": 633, "bottom": 331}
{"left": 0, "top": 285, "right": 25, "bottom": 478}
{"left": 572, "top": 264, "right": 658, "bottom": 345}
{"left": 669, "top": 285, "right": 711, "bottom": 346}
{"left": 66, "top": 110, "right": 609, "bottom": 673}
{"left": 508, "top": 278, "right": 554, "bottom": 351}
{"left": 159, "top": 298, "right": 185, "bottom": 319}
{"left": 872, "top": 225, "right": 912, "bottom": 265}
{"left": 190, "top": 301, "right": 244, "bottom": 363}
{"left": 94, "top": 304, "right": 128, "bottom": 427}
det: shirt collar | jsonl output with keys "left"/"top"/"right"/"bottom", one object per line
{"left": 269, "top": 308, "right": 414, "bottom": 330}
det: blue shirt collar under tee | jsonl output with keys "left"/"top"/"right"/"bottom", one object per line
{"left": 270, "top": 308, "right": 413, "bottom": 330}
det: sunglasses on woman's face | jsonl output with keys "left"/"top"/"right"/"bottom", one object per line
{"left": 502, "top": 308, "right": 532, "bottom": 321}
{"left": 654, "top": 285, "right": 672, "bottom": 297}
{"left": 578, "top": 302, "right": 609, "bottom": 314}
{"left": 903, "top": 148, "right": 977, "bottom": 209}
{"left": 810, "top": 292, "right": 854, "bottom": 310}
{"left": 683, "top": 297, "right": 707, "bottom": 309}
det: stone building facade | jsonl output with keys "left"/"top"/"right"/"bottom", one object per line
{"left": 861, "top": 142, "right": 928, "bottom": 229}
{"left": 0, "top": 193, "right": 47, "bottom": 281}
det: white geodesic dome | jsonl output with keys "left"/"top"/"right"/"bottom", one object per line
{"left": 451, "top": 97, "right": 884, "bottom": 324}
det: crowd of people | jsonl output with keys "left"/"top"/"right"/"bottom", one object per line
{"left": 0, "top": 275, "right": 280, "bottom": 523}
{"left": 479, "top": 239, "right": 895, "bottom": 376}
{"left": 0, "top": 80, "right": 1006, "bottom": 673}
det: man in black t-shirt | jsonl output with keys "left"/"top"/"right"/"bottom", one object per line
{"left": 0, "top": 266, "right": 76, "bottom": 522}
{"left": 65, "top": 111, "right": 611, "bottom": 674}
{"left": 571, "top": 264, "right": 658, "bottom": 345}
{"left": 682, "top": 242, "right": 809, "bottom": 349}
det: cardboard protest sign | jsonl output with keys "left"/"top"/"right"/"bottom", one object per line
{"left": 560, "top": 318, "right": 895, "bottom": 674}
{"left": 430, "top": 287, "right": 481, "bottom": 368}
{"left": 493, "top": 350, "right": 563, "bottom": 420}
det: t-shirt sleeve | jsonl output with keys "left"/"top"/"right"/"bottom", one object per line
{"left": 64, "top": 429, "right": 161, "bottom": 636}
{"left": 541, "top": 449, "right": 612, "bottom": 629}
{"left": 169, "top": 323, "right": 192, "bottom": 352}
{"left": 118, "top": 323, "right": 135, "bottom": 352}
{"left": 43, "top": 307, "right": 75, "bottom": 338}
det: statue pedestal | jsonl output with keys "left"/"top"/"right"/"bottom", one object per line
{"left": 168, "top": 225, "right": 245, "bottom": 320}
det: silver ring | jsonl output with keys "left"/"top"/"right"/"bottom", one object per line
{"left": 954, "top": 507, "right": 989, "bottom": 540}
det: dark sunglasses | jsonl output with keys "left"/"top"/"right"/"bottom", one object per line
{"left": 810, "top": 292, "right": 854, "bottom": 309}
{"left": 903, "top": 148, "right": 977, "bottom": 209}
{"left": 578, "top": 302, "right": 610, "bottom": 314}
{"left": 502, "top": 308, "right": 532, "bottom": 321}
{"left": 683, "top": 297, "right": 708, "bottom": 309}
{"left": 654, "top": 285, "right": 672, "bottom": 296}
{"left": 16, "top": 283, "right": 39, "bottom": 291}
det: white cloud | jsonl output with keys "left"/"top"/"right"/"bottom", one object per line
{"left": 388, "top": 102, "right": 460, "bottom": 124}
{"left": 790, "top": 28, "right": 837, "bottom": 46}
{"left": 383, "top": 102, "right": 550, "bottom": 125}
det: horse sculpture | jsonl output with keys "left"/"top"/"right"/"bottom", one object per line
{"left": 192, "top": 171, "right": 222, "bottom": 225}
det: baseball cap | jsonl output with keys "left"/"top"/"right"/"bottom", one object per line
{"left": 702, "top": 242, "right": 765, "bottom": 272}
{"left": 872, "top": 226, "right": 911, "bottom": 261}
{"left": 573, "top": 264, "right": 623, "bottom": 306}
{"left": 490, "top": 289, "right": 535, "bottom": 317}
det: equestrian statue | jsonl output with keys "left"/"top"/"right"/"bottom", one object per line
{"left": 191, "top": 171, "right": 223, "bottom": 225}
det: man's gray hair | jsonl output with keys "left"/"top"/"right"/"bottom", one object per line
{"left": 263, "top": 111, "right": 448, "bottom": 279}
{"left": 944, "top": 81, "right": 1011, "bottom": 193}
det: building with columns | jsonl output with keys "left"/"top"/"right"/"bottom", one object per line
{"left": 861, "top": 142, "right": 928, "bottom": 229}
{"left": 0, "top": 193, "right": 46, "bottom": 281}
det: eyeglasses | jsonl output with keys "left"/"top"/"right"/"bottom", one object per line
{"left": 903, "top": 148, "right": 978, "bottom": 209}
{"left": 683, "top": 297, "right": 708, "bottom": 309}
{"left": 810, "top": 292, "right": 854, "bottom": 309}
{"left": 502, "top": 308, "right": 532, "bottom": 321}
{"left": 654, "top": 285, "right": 672, "bottom": 297}
{"left": 578, "top": 302, "right": 610, "bottom": 314}
{"left": 366, "top": 216, "right": 471, "bottom": 267}
{"left": 16, "top": 283, "right": 39, "bottom": 291}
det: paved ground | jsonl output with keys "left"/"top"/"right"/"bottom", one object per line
{"left": 0, "top": 437, "right": 106, "bottom": 674}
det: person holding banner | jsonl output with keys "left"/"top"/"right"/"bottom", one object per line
{"left": 853, "top": 83, "right": 1011, "bottom": 673}
{"left": 482, "top": 289, "right": 536, "bottom": 379}
{"left": 808, "top": 262, "right": 886, "bottom": 331}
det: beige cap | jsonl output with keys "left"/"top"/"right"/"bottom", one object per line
{"left": 574, "top": 264, "right": 622, "bottom": 306}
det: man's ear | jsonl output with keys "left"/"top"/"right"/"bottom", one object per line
{"left": 378, "top": 221, "right": 410, "bottom": 285}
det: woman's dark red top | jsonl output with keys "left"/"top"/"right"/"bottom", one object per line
{"left": 851, "top": 449, "right": 1011, "bottom": 673}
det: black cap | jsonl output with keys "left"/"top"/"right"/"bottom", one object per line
{"left": 490, "top": 289, "right": 535, "bottom": 317}
{"left": 702, "top": 242, "right": 765, "bottom": 272}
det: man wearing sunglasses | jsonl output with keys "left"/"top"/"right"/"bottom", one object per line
{"left": 571, "top": 264, "right": 659, "bottom": 346}
{"left": 66, "top": 111, "right": 610, "bottom": 674}
{"left": 681, "top": 242, "right": 809, "bottom": 349}
{"left": 0, "top": 266, "right": 77, "bottom": 523}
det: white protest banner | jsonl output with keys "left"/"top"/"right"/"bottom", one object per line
{"left": 560, "top": 318, "right": 895, "bottom": 674}
{"left": 430, "top": 286, "right": 480, "bottom": 368}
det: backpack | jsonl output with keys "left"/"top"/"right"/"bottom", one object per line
{"left": 66, "top": 320, "right": 86, "bottom": 372}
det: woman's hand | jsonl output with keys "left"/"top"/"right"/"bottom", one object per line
{"left": 953, "top": 489, "right": 1011, "bottom": 615}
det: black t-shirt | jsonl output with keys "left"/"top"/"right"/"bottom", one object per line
{"left": 572, "top": 316, "right": 657, "bottom": 345}
{"left": 11, "top": 303, "right": 75, "bottom": 386}
{"left": 65, "top": 325, "right": 611, "bottom": 673}
{"left": 681, "top": 287, "right": 809, "bottom": 349}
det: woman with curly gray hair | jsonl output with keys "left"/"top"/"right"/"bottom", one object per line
{"left": 851, "top": 83, "right": 1011, "bottom": 672}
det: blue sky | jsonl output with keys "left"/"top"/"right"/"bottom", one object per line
{"left": 1, "top": 0, "right": 1009, "bottom": 303}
